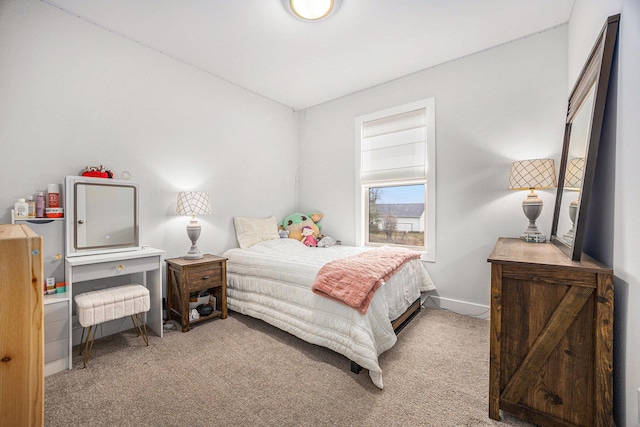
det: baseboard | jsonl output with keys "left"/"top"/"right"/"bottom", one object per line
{"left": 423, "top": 295, "right": 490, "bottom": 319}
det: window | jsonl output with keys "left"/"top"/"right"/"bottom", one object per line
{"left": 355, "top": 98, "right": 436, "bottom": 261}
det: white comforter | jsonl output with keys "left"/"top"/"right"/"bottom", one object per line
{"left": 223, "top": 239, "right": 435, "bottom": 389}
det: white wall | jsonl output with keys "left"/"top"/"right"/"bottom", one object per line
{"left": 0, "top": 0, "right": 299, "bottom": 259}
{"left": 5, "top": 1, "right": 637, "bottom": 424}
{"left": 297, "top": 27, "right": 568, "bottom": 315}
{"left": 569, "top": 1, "right": 640, "bottom": 426}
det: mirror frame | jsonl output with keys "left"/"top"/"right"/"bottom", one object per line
{"left": 65, "top": 175, "right": 140, "bottom": 257}
{"left": 551, "top": 14, "right": 619, "bottom": 261}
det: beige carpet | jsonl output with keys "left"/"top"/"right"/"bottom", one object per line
{"left": 45, "top": 308, "right": 534, "bottom": 426}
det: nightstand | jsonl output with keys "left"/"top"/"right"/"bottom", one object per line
{"left": 165, "top": 254, "right": 227, "bottom": 332}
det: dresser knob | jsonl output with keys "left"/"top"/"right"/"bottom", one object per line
{"left": 202, "top": 275, "right": 210, "bottom": 280}
{"left": 1, "top": 356, "right": 11, "bottom": 363}
{"left": 118, "top": 265, "right": 125, "bottom": 271}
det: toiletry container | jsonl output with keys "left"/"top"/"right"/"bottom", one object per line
{"left": 14, "top": 199, "right": 28, "bottom": 218}
{"left": 36, "top": 191, "right": 45, "bottom": 218}
{"left": 26, "top": 196, "right": 36, "bottom": 218}
{"left": 47, "top": 184, "right": 60, "bottom": 208}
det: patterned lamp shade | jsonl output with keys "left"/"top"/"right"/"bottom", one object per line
{"left": 176, "top": 191, "right": 211, "bottom": 216}
{"left": 508, "top": 159, "right": 557, "bottom": 190}
{"left": 563, "top": 158, "right": 585, "bottom": 191}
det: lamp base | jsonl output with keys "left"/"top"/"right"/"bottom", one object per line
{"left": 182, "top": 254, "right": 204, "bottom": 260}
{"left": 520, "top": 190, "right": 545, "bottom": 243}
{"left": 521, "top": 232, "right": 547, "bottom": 243}
{"left": 183, "top": 218, "right": 204, "bottom": 259}
{"left": 563, "top": 198, "right": 578, "bottom": 242}
{"left": 182, "top": 246, "right": 203, "bottom": 260}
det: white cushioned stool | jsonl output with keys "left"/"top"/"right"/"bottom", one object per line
{"left": 75, "top": 284, "right": 150, "bottom": 368}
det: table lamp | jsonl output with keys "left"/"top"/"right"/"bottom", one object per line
{"left": 508, "top": 159, "right": 557, "bottom": 242}
{"left": 176, "top": 191, "right": 211, "bottom": 259}
{"left": 562, "top": 158, "right": 584, "bottom": 241}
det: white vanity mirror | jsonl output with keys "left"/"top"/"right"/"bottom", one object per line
{"left": 65, "top": 175, "right": 140, "bottom": 257}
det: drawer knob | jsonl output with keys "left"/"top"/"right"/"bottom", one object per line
{"left": 118, "top": 265, "right": 125, "bottom": 271}
{"left": 55, "top": 253, "right": 62, "bottom": 260}
{"left": 202, "top": 275, "right": 210, "bottom": 280}
{"left": 1, "top": 356, "right": 11, "bottom": 363}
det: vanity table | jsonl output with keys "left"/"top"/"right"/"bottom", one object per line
{"left": 62, "top": 248, "right": 165, "bottom": 371}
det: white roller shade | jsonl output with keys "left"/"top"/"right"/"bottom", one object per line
{"left": 361, "top": 108, "right": 427, "bottom": 184}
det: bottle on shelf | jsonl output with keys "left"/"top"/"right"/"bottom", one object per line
{"left": 35, "top": 191, "right": 45, "bottom": 218}
{"left": 45, "top": 183, "right": 63, "bottom": 218}
{"left": 47, "top": 184, "right": 60, "bottom": 208}
{"left": 14, "top": 199, "right": 28, "bottom": 218}
{"left": 26, "top": 196, "right": 36, "bottom": 218}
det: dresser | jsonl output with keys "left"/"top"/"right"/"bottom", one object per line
{"left": 487, "top": 238, "right": 613, "bottom": 427}
{"left": 0, "top": 224, "right": 44, "bottom": 427}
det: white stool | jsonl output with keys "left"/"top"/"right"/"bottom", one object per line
{"left": 74, "top": 284, "right": 150, "bottom": 368}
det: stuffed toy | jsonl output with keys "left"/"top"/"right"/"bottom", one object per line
{"left": 317, "top": 236, "right": 337, "bottom": 248}
{"left": 280, "top": 212, "right": 323, "bottom": 241}
{"left": 300, "top": 226, "right": 318, "bottom": 247}
{"left": 278, "top": 225, "right": 289, "bottom": 239}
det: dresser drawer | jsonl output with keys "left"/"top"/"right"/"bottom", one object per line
{"left": 45, "top": 301, "right": 68, "bottom": 323}
{"left": 45, "top": 318, "right": 69, "bottom": 343}
{"left": 187, "top": 265, "right": 222, "bottom": 291}
{"left": 72, "top": 256, "right": 160, "bottom": 282}
{"left": 45, "top": 338, "right": 69, "bottom": 364}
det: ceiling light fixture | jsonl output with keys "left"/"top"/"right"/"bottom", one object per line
{"left": 284, "top": 0, "right": 339, "bottom": 21}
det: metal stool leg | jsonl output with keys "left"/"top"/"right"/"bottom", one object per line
{"left": 81, "top": 325, "right": 97, "bottom": 368}
{"left": 78, "top": 327, "right": 87, "bottom": 356}
{"left": 131, "top": 313, "right": 149, "bottom": 346}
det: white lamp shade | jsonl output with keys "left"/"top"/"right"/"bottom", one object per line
{"left": 508, "top": 159, "right": 558, "bottom": 190}
{"left": 176, "top": 191, "right": 211, "bottom": 216}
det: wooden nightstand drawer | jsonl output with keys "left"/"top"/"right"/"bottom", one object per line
{"left": 187, "top": 265, "right": 222, "bottom": 291}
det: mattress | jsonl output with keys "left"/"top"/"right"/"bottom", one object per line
{"left": 223, "top": 238, "right": 435, "bottom": 388}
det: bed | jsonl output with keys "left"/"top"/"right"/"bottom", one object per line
{"left": 223, "top": 217, "right": 436, "bottom": 389}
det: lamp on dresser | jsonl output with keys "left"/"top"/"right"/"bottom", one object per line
{"left": 176, "top": 191, "right": 211, "bottom": 259}
{"left": 562, "top": 157, "right": 584, "bottom": 241}
{"left": 508, "top": 158, "right": 557, "bottom": 242}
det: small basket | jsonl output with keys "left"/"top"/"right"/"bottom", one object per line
{"left": 189, "top": 292, "right": 210, "bottom": 310}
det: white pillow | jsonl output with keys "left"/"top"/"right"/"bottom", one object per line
{"left": 233, "top": 216, "right": 280, "bottom": 249}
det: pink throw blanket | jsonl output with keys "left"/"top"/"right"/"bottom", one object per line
{"left": 312, "top": 247, "right": 421, "bottom": 314}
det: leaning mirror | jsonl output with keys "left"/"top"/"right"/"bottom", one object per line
{"left": 551, "top": 14, "right": 619, "bottom": 260}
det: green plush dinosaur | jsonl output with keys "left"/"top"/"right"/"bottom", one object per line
{"left": 279, "top": 212, "right": 323, "bottom": 241}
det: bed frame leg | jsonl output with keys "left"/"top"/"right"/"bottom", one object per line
{"left": 349, "top": 298, "right": 422, "bottom": 376}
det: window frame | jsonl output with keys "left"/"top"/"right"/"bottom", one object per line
{"left": 355, "top": 98, "right": 436, "bottom": 261}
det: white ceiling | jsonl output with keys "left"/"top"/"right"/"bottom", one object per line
{"left": 46, "top": 0, "right": 576, "bottom": 110}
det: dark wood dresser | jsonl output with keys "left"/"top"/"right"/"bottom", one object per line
{"left": 487, "top": 238, "right": 613, "bottom": 427}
